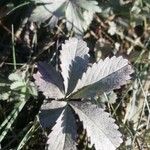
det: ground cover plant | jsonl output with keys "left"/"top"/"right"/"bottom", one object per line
{"left": 33, "top": 38, "right": 133, "bottom": 150}
{"left": 0, "top": 0, "right": 150, "bottom": 150}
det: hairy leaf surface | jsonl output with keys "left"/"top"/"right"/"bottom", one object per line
{"left": 47, "top": 105, "right": 77, "bottom": 150}
{"left": 33, "top": 38, "right": 134, "bottom": 150}
{"left": 33, "top": 62, "right": 64, "bottom": 99}
{"left": 70, "top": 101, "right": 122, "bottom": 150}
{"left": 39, "top": 101, "right": 66, "bottom": 128}
{"left": 60, "top": 38, "right": 89, "bottom": 94}
{"left": 66, "top": 0, "right": 101, "bottom": 34}
{"left": 29, "top": 0, "right": 66, "bottom": 26}
{"left": 29, "top": 0, "right": 101, "bottom": 33}
{"left": 71, "top": 56, "right": 133, "bottom": 98}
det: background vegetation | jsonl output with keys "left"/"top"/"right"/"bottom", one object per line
{"left": 0, "top": 0, "right": 150, "bottom": 149}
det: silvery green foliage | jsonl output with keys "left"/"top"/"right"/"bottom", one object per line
{"left": 60, "top": 38, "right": 89, "bottom": 94}
{"left": 46, "top": 104, "right": 77, "bottom": 150}
{"left": 39, "top": 101, "right": 66, "bottom": 129}
{"left": 131, "top": 0, "right": 150, "bottom": 20}
{"left": 99, "top": 0, "right": 131, "bottom": 19}
{"left": 108, "top": 21, "right": 117, "bottom": 36}
{"left": 98, "top": 92, "right": 117, "bottom": 104}
{"left": 9, "top": 71, "right": 38, "bottom": 97}
{"left": 70, "top": 102, "right": 122, "bottom": 150}
{"left": 34, "top": 38, "right": 133, "bottom": 150}
{"left": 71, "top": 55, "right": 132, "bottom": 99}
{"left": 29, "top": 0, "right": 101, "bottom": 34}
{"left": 33, "top": 62, "right": 64, "bottom": 99}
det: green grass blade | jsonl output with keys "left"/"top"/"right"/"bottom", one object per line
{"left": 0, "top": 100, "right": 26, "bottom": 143}
{"left": 16, "top": 119, "right": 39, "bottom": 150}
{"left": 12, "top": 24, "right": 16, "bottom": 70}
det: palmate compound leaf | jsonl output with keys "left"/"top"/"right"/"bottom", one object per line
{"left": 33, "top": 38, "right": 133, "bottom": 150}
{"left": 70, "top": 56, "right": 133, "bottom": 99}
{"left": 60, "top": 38, "right": 89, "bottom": 94}
{"left": 29, "top": 0, "right": 101, "bottom": 34}
{"left": 70, "top": 101, "right": 123, "bottom": 150}
{"left": 46, "top": 104, "right": 77, "bottom": 150}
{"left": 33, "top": 62, "right": 65, "bottom": 99}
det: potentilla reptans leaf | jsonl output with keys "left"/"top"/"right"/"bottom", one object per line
{"left": 60, "top": 38, "right": 89, "bottom": 94}
{"left": 78, "top": 0, "right": 101, "bottom": 12}
{"left": 47, "top": 105, "right": 77, "bottom": 150}
{"left": 29, "top": 0, "right": 66, "bottom": 26}
{"left": 33, "top": 38, "right": 133, "bottom": 150}
{"left": 39, "top": 101, "right": 66, "bottom": 129}
{"left": 70, "top": 101, "right": 123, "bottom": 150}
{"left": 71, "top": 56, "right": 133, "bottom": 99}
{"left": 29, "top": 0, "right": 101, "bottom": 34}
{"left": 65, "top": 0, "right": 101, "bottom": 34}
{"left": 33, "top": 62, "right": 65, "bottom": 99}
